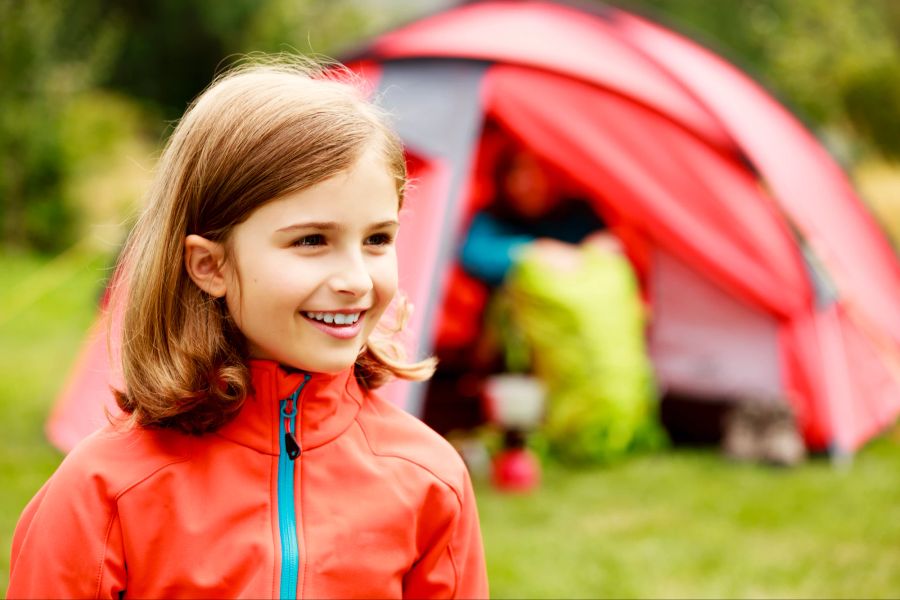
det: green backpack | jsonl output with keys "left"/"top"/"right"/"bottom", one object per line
{"left": 496, "top": 244, "right": 667, "bottom": 463}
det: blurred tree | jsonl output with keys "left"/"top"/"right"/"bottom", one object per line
{"left": 240, "top": 0, "right": 422, "bottom": 58}
{"left": 621, "top": 0, "right": 900, "bottom": 160}
{"left": 0, "top": 0, "right": 427, "bottom": 253}
{"left": 101, "top": 0, "right": 422, "bottom": 121}
{"left": 99, "top": 0, "right": 260, "bottom": 120}
{"left": 0, "top": 0, "right": 121, "bottom": 253}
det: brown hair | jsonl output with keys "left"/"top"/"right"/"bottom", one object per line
{"left": 112, "top": 57, "right": 435, "bottom": 435}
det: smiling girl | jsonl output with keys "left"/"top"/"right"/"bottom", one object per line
{"left": 8, "top": 59, "right": 488, "bottom": 599}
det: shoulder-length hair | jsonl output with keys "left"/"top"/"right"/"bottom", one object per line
{"left": 112, "top": 57, "right": 435, "bottom": 435}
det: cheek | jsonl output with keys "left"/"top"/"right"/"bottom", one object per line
{"left": 222, "top": 267, "right": 246, "bottom": 325}
{"left": 372, "top": 253, "right": 399, "bottom": 297}
{"left": 222, "top": 263, "right": 276, "bottom": 326}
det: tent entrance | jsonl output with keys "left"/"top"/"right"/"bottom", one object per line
{"left": 426, "top": 115, "right": 789, "bottom": 441}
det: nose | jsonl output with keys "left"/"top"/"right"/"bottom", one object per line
{"left": 329, "top": 250, "right": 373, "bottom": 298}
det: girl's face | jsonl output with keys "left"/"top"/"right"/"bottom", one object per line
{"left": 222, "top": 145, "right": 400, "bottom": 373}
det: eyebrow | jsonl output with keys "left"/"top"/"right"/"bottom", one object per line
{"left": 276, "top": 220, "right": 399, "bottom": 233}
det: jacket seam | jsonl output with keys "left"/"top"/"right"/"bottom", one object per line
{"left": 301, "top": 459, "right": 310, "bottom": 599}
{"left": 270, "top": 452, "right": 279, "bottom": 599}
{"left": 447, "top": 541, "right": 460, "bottom": 599}
{"left": 94, "top": 508, "right": 120, "bottom": 599}
{"left": 212, "top": 432, "right": 278, "bottom": 456}
{"left": 90, "top": 455, "right": 191, "bottom": 598}
{"left": 355, "top": 419, "right": 465, "bottom": 505}
{"left": 355, "top": 419, "right": 463, "bottom": 597}
{"left": 113, "top": 456, "right": 192, "bottom": 501}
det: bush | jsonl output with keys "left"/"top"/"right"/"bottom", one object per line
{"left": 0, "top": 0, "right": 120, "bottom": 253}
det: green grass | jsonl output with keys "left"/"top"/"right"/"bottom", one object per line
{"left": 0, "top": 248, "right": 112, "bottom": 596}
{"left": 474, "top": 439, "right": 900, "bottom": 598}
{"left": 2, "top": 250, "right": 900, "bottom": 598}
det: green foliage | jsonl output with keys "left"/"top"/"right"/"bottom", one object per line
{"left": 102, "top": 0, "right": 420, "bottom": 121}
{"left": 0, "top": 0, "right": 422, "bottom": 253}
{"left": 842, "top": 62, "right": 900, "bottom": 159}
{"left": 56, "top": 90, "right": 154, "bottom": 246}
{"left": 59, "top": 92, "right": 149, "bottom": 172}
{"left": 5, "top": 0, "right": 900, "bottom": 252}
{"left": 100, "top": 0, "right": 261, "bottom": 120}
{"left": 621, "top": 0, "right": 900, "bottom": 160}
{"left": 240, "top": 0, "right": 421, "bottom": 58}
{"left": 0, "top": 0, "right": 121, "bottom": 253}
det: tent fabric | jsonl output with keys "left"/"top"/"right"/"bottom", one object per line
{"left": 648, "top": 249, "right": 783, "bottom": 401}
{"left": 358, "top": 0, "right": 900, "bottom": 451}
{"left": 481, "top": 65, "right": 812, "bottom": 317}
{"left": 46, "top": 296, "right": 125, "bottom": 452}
{"left": 46, "top": 316, "right": 115, "bottom": 452}
{"left": 367, "top": 1, "right": 735, "bottom": 151}
{"left": 465, "top": 63, "right": 831, "bottom": 447}
{"left": 612, "top": 11, "right": 900, "bottom": 343}
{"left": 47, "top": 0, "right": 900, "bottom": 454}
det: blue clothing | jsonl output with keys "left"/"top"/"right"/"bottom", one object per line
{"left": 460, "top": 212, "right": 534, "bottom": 286}
{"left": 459, "top": 202, "right": 603, "bottom": 286}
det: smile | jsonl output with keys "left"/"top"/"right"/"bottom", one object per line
{"left": 303, "top": 311, "right": 361, "bottom": 325}
{"left": 301, "top": 310, "right": 367, "bottom": 340}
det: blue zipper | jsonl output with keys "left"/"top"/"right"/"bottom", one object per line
{"left": 278, "top": 374, "right": 309, "bottom": 599}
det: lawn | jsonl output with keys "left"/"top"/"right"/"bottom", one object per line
{"left": 2, "top": 250, "right": 899, "bottom": 598}
{"left": 474, "top": 440, "right": 900, "bottom": 598}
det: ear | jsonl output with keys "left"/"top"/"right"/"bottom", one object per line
{"left": 184, "top": 234, "right": 228, "bottom": 297}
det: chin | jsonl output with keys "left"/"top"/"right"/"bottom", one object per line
{"left": 288, "top": 354, "right": 358, "bottom": 375}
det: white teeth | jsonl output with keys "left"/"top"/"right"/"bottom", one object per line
{"left": 304, "top": 311, "right": 361, "bottom": 326}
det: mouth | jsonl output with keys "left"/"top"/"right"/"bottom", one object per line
{"left": 303, "top": 311, "right": 363, "bottom": 325}
{"left": 301, "top": 310, "right": 367, "bottom": 340}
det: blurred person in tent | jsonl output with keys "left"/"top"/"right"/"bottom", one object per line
{"left": 457, "top": 127, "right": 666, "bottom": 468}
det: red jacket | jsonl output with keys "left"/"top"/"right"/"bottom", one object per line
{"left": 8, "top": 361, "right": 488, "bottom": 599}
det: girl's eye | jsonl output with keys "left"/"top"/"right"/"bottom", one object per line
{"left": 293, "top": 234, "right": 325, "bottom": 247}
{"left": 366, "top": 232, "right": 394, "bottom": 246}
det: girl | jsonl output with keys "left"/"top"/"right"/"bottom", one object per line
{"left": 8, "top": 59, "right": 488, "bottom": 599}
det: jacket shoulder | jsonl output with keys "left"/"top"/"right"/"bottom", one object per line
{"left": 357, "top": 392, "right": 468, "bottom": 497}
{"left": 47, "top": 423, "right": 191, "bottom": 500}
{"left": 8, "top": 425, "right": 190, "bottom": 597}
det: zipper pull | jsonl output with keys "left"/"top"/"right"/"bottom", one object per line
{"left": 280, "top": 374, "right": 310, "bottom": 462}
{"left": 284, "top": 431, "right": 301, "bottom": 460}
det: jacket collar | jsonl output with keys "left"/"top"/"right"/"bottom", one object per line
{"left": 216, "top": 360, "right": 364, "bottom": 455}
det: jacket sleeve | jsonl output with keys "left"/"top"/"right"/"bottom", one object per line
{"left": 403, "top": 471, "right": 489, "bottom": 599}
{"left": 7, "top": 462, "right": 127, "bottom": 599}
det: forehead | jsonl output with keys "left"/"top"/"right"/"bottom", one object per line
{"left": 235, "top": 147, "right": 400, "bottom": 235}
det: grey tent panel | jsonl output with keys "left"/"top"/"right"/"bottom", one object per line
{"left": 376, "top": 59, "right": 489, "bottom": 159}
{"left": 376, "top": 59, "right": 489, "bottom": 416}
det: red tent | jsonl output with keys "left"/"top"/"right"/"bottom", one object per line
{"left": 49, "top": 0, "right": 900, "bottom": 455}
